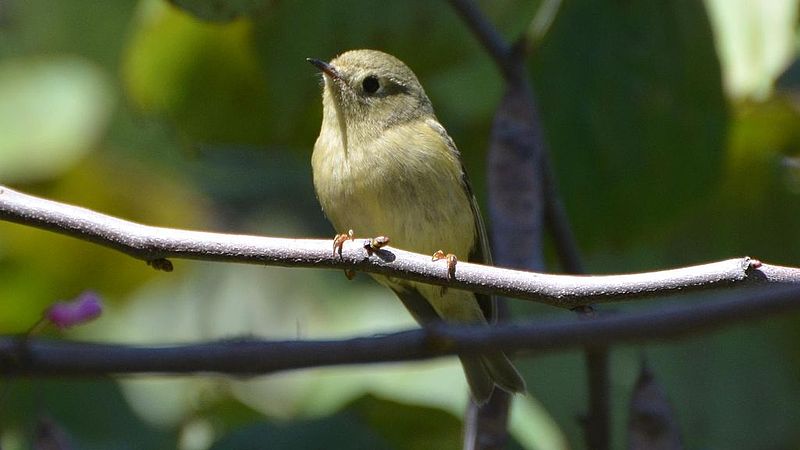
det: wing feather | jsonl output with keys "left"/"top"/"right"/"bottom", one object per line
{"left": 426, "top": 118, "right": 495, "bottom": 321}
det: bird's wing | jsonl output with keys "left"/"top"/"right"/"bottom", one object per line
{"left": 425, "top": 118, "right": 496, "bottom": 322}
{"left": 392, "top": 285, "right": 443, "bottom": 324}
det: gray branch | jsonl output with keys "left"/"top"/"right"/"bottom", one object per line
{"left": 1, "top": 185, "right": 797, "bottom": 309}
{"left": 2, "top": 284, "right": 799, "bottom": 376}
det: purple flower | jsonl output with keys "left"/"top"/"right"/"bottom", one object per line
{"left": 45, "top": 291, "right": 103, "bottom": 329}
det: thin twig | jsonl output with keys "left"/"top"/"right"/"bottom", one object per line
{"left": 1, "top": 186, "right": 794, "bottom": 307}
{"left": 2, "top": 284, "right": 799, "bottom": 376}
{"left": 446, "top": 0, "right": 513, "bottom": 79}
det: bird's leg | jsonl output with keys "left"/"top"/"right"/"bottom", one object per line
{"left": 333, "top": 231, "right": 391, "bottom": 279}
{"left": 432, "top": 250, "right": 458, "bottom": 276}
{"left": 333, "top": 229, "right": 356, "bottom": 279}
{"left": 332, "top": 229, "right": 355, "bottom": 256}
{"left": 432, "top": 250, "right": 458, "bottom": 295}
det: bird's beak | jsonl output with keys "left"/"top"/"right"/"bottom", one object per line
{"left": 307, "top": 58, "right": 342, "bottom": 81}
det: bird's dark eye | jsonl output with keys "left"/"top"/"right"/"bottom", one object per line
{"left": 362, "top": 75, "right": 380, "bottom": 94}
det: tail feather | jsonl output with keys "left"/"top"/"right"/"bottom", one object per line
{"left": 387, "top": 285, "right": 526, "bottom": 402}
{"left": 460, "top": 353, "right": 526, "bottom": 404}
{"left": 480, "top": 352, "right": 526, "bottom": 394}
{"left": 459, "top": 356, "right": 494, "bottom": 404}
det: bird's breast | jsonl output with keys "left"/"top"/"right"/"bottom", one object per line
{"left": 312, "top": 120, "right": 476, "bottom": 258}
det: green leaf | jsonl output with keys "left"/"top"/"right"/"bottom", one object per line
{"left": 122, "top": 2, "right": 272, "bottom": 145}
{"left": 210, "top": 413, "right": 391, "bottom": 450}
{"left": 167, "top": 0, "right": 269, "bottom": 22}
{"left": 0, "top": 155, "right": 208, "bottom": 332}
{"left": 532, "top": 0, "right": 727, "bottom": 248}
{"left": 5, "top": 379, "right": 176, "bottom": 450}
{"left": 0, "top": 57, "right": 113, "bottom": 183}
{"left": 348, "top": 394, "right": 464, "bottom": 450}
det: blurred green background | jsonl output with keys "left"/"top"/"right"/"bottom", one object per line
{"left": 1, "top": 0, "right": 800, "bottom": 448}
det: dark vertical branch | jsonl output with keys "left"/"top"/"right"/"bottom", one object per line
{"left": 464, "top": 391, "right": 513, "bottom": 450}
{"left": 628, "top": 359, "right": 684, "bottom": 449}
{"left": 447, "top": 2, "right": 531, "bottom": 448}
{"left": 462, "top": 292, "right": 514, "bottom": 450}
{"left": 446, "top": 1, "right": 610, "bottom": 449}
{"left": 487, "top": 77, "right": 547, "bottom": 271}
{"left": 583, "top": 346, "right": 611, "bottom": 450}
{"left": 480, "top": 66, "right": 548, "bottom": 450}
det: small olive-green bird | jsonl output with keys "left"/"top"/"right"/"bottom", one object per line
{"left": 308, "top": 49, "right": 525, "bottom": 403}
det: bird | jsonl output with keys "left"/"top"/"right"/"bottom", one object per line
{"left": 308, "top": 49, "right": 525, "bottom": 403}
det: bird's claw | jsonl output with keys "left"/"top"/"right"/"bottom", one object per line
{"left": 333, "top": 229, "right": 355, "bottom": 256}
{"left": 432, "top": 250, "right": 458, "bottom": 279}
{"left": 364, "top": 235, "right": 390, "bottom": 255}
{"left": 333, "top": 230, "right": 355, "bottom": 279}
{"left": 334, "top": 230, "right": 390, "bottom": 279}
{"left": 432, "top": 250, "right": 457, "bottom": 296}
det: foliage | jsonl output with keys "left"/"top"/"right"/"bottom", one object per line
{"left": 1, "top": 0, "right": 799, "bottom": 449}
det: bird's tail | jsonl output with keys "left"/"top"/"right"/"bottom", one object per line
{"left": 459, "top": 353, "right": 526, "bottom": 404}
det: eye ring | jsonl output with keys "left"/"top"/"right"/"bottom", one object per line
{"left": 362, "top": 75, "right": 380, "bottom": 94}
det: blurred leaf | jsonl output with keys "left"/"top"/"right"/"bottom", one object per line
{"left": 509, "top": 396, "right": 570, "bottom": 450}
{"left": 775, "top": 57, "right": 800, "bottom": 94}
{"left": 0, "top": 154, "right": 208, "bottom": 331}
{"left": 123, "top": 0, "right": 271, "bottom": 145}
{"left": 3, "top": 2, "right": 800, "bottom": 449}
{"left": 425, "top": 56, "right": 503, "bottom": 125}
{"left": 199, "top": 398, "right": 266, "bottom": 432}
{"left": 532, "top": 0, "right": 727, "bottom": 249}
{"left": 348, "top": 394, "right": 465, "bottom": 450}
{"left": 0, "top": 0, "right": 139, "bottom": 67}
{"left": 167, "top": 0, "right": 269, "bottom": 22}
{"left": 250, "top": 1, "right": 492, "bottom": 151}
{"left": 660, "top": 99, "right": 800, "bottom": 263}
{"left": 642, "top": 317, "right": 800, "bottom": 449}
{"left": 705, "top": 0, "right": 798, "bottom": 99}
{"left": 627, "top": 361, "right": 683, "bottom": 450}
{"left": 98, "top": 261, "right": 473, "bottom": 424}
{"left": 209, "top": 413, "right": 391, "bottom": 450}
{"left": 723, "top": 100, "right": 800, "bottom": 204}
{"left": 4, "top": 379, "right": 176, "bottom": 450}
{"left": 0, "top": 57, "right": 114, "bottom": 183}
{"left": 33, "top": 415, "right": 74, "bottom": 450}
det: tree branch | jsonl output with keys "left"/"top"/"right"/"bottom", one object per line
{"left": 447, "top": 2, "right": 552, "bottom": 445}
{"left": 2, "top": 284, "right": 799, "bottom": 376}
{"left": 447, "top": 1, "right": 582, "bottom": 446}
{"left": 446, "top": 0, "right": 513, "bottom": 79}
{"left": 2, "top": 186, "right": 795, "bottom": 308}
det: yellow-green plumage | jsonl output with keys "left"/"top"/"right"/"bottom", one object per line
{"left": 310, "top": 49, "right": 525, "bottom": 403}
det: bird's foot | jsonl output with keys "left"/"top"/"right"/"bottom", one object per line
{"left": 432, "top": 250, "right": 458, "bottom": 276}
{"left": 364, "top": 235, "right": 390, "bottom": 255}
{"left": 432, "top": 250, "right": 457, "bottom": 295}
{"left": 333, "top": 229, "right": 356, "bottom": 279}
{"left": 332, "top": 229, "right": 355, "bottom": 256}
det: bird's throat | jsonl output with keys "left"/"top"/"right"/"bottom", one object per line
{"left": 324, "top": 84, "right": 349, "bottom": 155}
